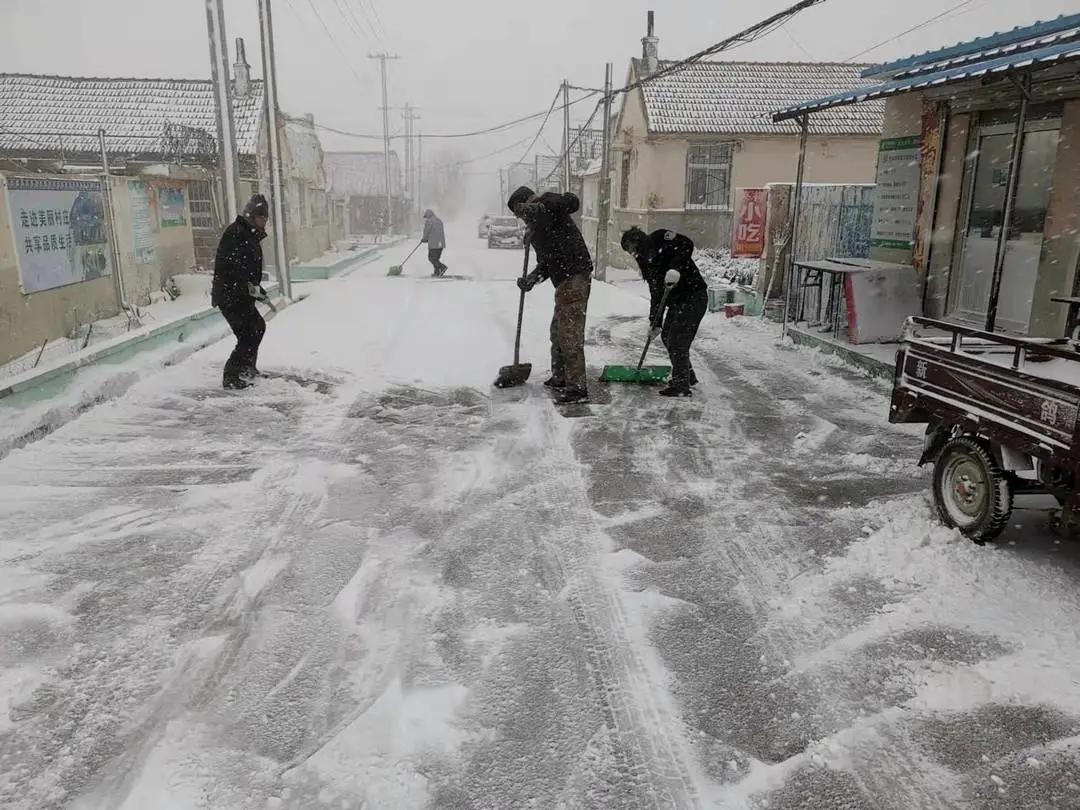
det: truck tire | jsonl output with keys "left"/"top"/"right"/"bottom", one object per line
{"left": 932, "top": 436, "right": 1013, "bottom": 544}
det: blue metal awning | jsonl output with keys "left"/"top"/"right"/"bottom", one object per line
{"left": 774, "top": 39, "right": 1080, "bottom": 122}
{"left": 862, "top": 13, "right": 1080, "bottom": 79}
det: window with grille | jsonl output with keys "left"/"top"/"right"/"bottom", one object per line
{"left": 188, "top": 180, "right": 216, "bottom": 229}
{"left": 685, "top": 143, "right": 733, "bottom": 210}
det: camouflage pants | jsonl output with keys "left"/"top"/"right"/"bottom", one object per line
{"left": 550, "top": 274, "right": 591, "bottom": 388}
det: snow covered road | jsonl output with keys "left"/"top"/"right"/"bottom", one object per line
{"left": 3, "top": 226, "right": 1080, "bottom": 809}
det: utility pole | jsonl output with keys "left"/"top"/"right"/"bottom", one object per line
{"left": 204, "top": 0, "right": 239, "bottom": 222}
{"left": 595, "top": 63, "right": 614, "bottom": 282}
{"left": 402, "top": 104, "right": 421, "bottom": 230}
{"left": 562, "top": 79, "right": 572, "bottom": 194}
{"left": 416, "top": 127, "right": 423, "bottom": 221}
{"left": 258, "top": 0, "right": 291, "bottom": 300}
{"left": 369, "top": 52, "right": 399, "bottom": 238}
{"left": 402, "top": 103, "right": 412, "bottom": 230}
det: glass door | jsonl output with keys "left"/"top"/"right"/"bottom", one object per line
{"left": 950, "top": 115, "right": 1061, "bottom": 333}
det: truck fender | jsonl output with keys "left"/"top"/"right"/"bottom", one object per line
{"left": 918, "top": 423, "right": 951, "bottom": 467}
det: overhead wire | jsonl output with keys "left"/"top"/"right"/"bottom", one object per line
{"left": 513, "top": 88, "right": 563, "bottom": 167}
{"left": 845, "top": 0, "right": 979, "bottom": 62}
{"left": 284, "top": 0, "right": 371, "bottom": 88}
{"left": 327, "top": 0, "right": 378, "bottom": 44}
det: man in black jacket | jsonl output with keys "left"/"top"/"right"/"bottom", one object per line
{"left": 212, "top": 194, "right": 272, "bottom": 390}
{"left": 621, "top": 226, "right": 708, "bottom": 397}
{"left": 508, "top": 185, "right": 593, "bottom": 405}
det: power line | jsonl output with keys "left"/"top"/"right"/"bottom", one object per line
{"left": 365, "top": 0, "right": 388, "bottom": 41}
{"left": 781, "top": 23, "right": 815, "bottom": 60}
{"left": 328, "top": 0, "right": 378, "bottom": 44}
{"left": 514, "top": 88, "right": 562, "bottom": 167}
{"left": 615, "top": 0, "right": 829, "bottom": 98}
{"left": 450, "top": 134, "right": 537, "bottom": 167}
{"left": 303, "top": 89, "right": 600, "bottom": 141}
{"left": 845, "top": 0, "right": 978, "bottom": 62}
{"left": 284, "top": 0, "right": 370, "bottom": 88}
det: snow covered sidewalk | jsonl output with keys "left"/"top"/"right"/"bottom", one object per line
{"left": 2, "top": 233, "right": 1080, "bottom": 809}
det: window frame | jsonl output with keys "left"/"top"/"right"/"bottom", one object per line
{"left": 684, "top": 142, "right": 734, "bottom": 211}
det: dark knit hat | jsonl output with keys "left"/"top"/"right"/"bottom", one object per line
{"left": 243, "top": 193, "right": 270, "bottom": 219}
{"left": 621, "top": 226, "right": 646, "bottom": 252}
{"left": 507, "top": 185, "right": 535, "bottom": 213}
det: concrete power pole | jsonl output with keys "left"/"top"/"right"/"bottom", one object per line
{"left": 369, "top": 53, "right": 399, "bottom": 238}
{"left": 402, "top": 103, "right": 412, "bottom": 231}
{"left": 562, "top": 79, "right": 571, "bottom": 194}
{"left": 258, "top": 0, "right": 291, "bottom": 300}
{"left": 417, "top": 128, "right": 423, "bottom": 221}
{"left": 595, "top": 63, "right": 614, "bottom": 282}
{"left": 204, "top": 0, "right": 239, "bottom": 222}
{"left": 402, "top": 104, "right": 421, "bottom": 230}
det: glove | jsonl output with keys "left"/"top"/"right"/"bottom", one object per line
{"left": 664, "top": 269, "right": 682, "bottom": 286}
{"left": 517, "top": 271, "right": 540, "bottom": 292}
{"left": 648, "top": 324, "right": 662, "bottom": 340}
{"left": 248, "top": 282, "right": 268, "bottom": 301}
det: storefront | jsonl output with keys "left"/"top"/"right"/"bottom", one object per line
{"left": 774, "top": 14, "right": 1080, "bottom": 339}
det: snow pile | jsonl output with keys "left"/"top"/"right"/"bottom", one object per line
{"left": 694, "top": 248, "right": 760, "bottom": 288}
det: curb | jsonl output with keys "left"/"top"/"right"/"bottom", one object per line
{"left": 292, "top": 237, "right": 410, "bottom": 281}
{"left": 788, "top": 326, "right": 895, "bottom": 381}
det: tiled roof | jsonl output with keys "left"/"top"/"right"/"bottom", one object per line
{"left": 324, "top": 151, "right": 403, "bottom": 199}
{"left": 636, "top": 60, "right": 884, "bottom": 136}
{"left": 0, "top": 73, "right": 265, "bottom": 158}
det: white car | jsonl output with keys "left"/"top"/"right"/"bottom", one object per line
{"left": 487, "top": 216, "right": 525, "bottom": 249}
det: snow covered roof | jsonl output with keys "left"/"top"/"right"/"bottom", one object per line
{"left": 864, "top": 13, "right": 1080, "bottom": 80}
{"left": 775, "top": 18, "right": 1080, "bottom": 122}
{"left": 0, "top": 73, "right": 265, "bottom": 159}
{"left": 324, "top": 151, "right": 403, "bottom": 199}
{"left": 636, "top": 60, "right": 884, "bottom": 137}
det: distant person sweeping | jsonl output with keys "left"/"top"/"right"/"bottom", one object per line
{"left": 212, "top": 194, "right": 274, "bottom": 390}
{"left": 621, "top": 226, "right": 708, "bottom": 398}
{"left": 421, "top": 209, "right": 447, "bottom": 277}
{"left": 508, "top": 186, "right": 593, "bottom": 405}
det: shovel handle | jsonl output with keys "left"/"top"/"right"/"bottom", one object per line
{"left": 637, "top": 283, "right": 675, "bottom": 370}
{"left": 513, "top": 243, "right": 531, "bottom": 366}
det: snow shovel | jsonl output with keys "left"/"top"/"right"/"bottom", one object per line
{"left": 493, "top": 244, "right": 533, "bottom": 389}
{"left": 600, "top": 283, "right": 674, "bottom": 384}
{"left": 388, "top": 242, "right": 422, "bottom": 276}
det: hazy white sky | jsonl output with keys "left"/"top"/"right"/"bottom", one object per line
{"left": 3, "top": 0, "right": 1077, "bottom": 192}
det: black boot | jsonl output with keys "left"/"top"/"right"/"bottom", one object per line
{"left": 544, "top": 376, "right": 566, "bottom": 389}
{"left": 239, "top": 366, "right": 262, "bottom": 381}
{"left": 555, "top": 385, "right": 589, "bottom": 405}
{"left": 659, "top": 383, "right": 692, "bottom": 398}
{"left": 223, "top": 376, "right": 252, "bottom": 391}
{"left": 689, "top": 371, "right": 699, "bottom": 386}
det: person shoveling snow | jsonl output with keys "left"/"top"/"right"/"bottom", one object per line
{"left": 508, "top": 186, "right": 593, "bottom": 406}
{"left": 620, "top": 227, "right": 708, "bottom": 398}
{"left": 212, "top": 194, "right": 274, "bottom": 390}
{"left": 421, "top": 209, "right": 448, "bottom": 277}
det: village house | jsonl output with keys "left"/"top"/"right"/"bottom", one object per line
{"left": 0, "top": 41, "right": 334, "bottom": 365}
{"left": 774, "top": 12, "right": 1080, "bottom": 340}
{"left": 590, "top": 13, "right": 884, "bottom": 266}
{"left": 324, "top": 151, "right": 405, "bottom": 238}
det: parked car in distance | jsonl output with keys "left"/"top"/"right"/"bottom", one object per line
{"left": 487, "top": 216, "right": 524, "bottom": 249}
{"left": 478, "top": 215, "right": 493, "bottom": 238}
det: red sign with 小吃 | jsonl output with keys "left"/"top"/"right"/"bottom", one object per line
{"left": 732, "top": 188, "right": 767, "bottom": 258}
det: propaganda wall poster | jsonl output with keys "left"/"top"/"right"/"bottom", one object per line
{"left": 5, "top": 176, "right": 113, "bottom": 293}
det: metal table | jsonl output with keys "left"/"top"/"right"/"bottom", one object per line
{"left": 793, "top": 259, "right": 870, "bottom": 340}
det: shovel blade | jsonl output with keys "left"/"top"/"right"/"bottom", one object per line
{"left": 493, "top": 362, "right": 532, "bottom": 388}
{"left": 599, "top": 364, "right": 671, "bottom": 383}
{"left": 387, "top": 265, "right": 402, "bottom": 276}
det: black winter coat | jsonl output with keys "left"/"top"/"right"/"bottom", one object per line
{"left": 212, "top": 217, "right": 266, "bottom": 309}
{"left": 517, "top": 192, "right": 593, "bottom": 288}
{"left": 631, "top": 229, "right": 708, "bottom": 326}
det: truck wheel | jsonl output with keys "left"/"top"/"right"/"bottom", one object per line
{"left": 932, "top": 436, "right": 1013, "bottom": 544}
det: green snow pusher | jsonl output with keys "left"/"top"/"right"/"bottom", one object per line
{"left": 600, "top": 283, "right": 674, "bottom": 384}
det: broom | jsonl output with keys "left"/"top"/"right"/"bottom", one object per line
{"left": 600, "top": 282, "right": 675, "bottom": 384}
